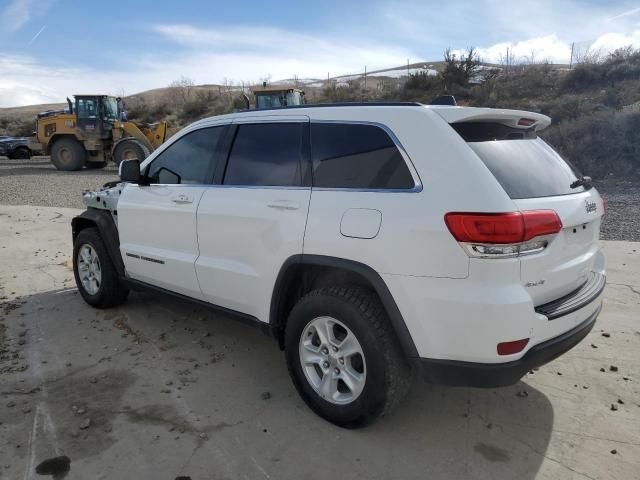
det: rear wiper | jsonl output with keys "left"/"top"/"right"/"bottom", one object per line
{"left": 570, "top": 176, "right": 592, "bottom": 190}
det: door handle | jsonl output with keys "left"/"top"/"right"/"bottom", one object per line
{"left": 172, "top": 193, "right": 193, "bottom": 204}
{"left": 267, "top": 200, "right": 300, "bottom": 211}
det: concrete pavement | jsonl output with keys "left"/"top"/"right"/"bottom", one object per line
{"left": 1, "top": 205, "right": 638, "bottom": 479}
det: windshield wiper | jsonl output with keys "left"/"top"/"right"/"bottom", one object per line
{"left": 570, "top": 176, "right": 593, "bottom": 190}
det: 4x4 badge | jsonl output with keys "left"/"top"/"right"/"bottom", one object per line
{"left": 585, "top": 199, "right": 597, "bottom": 213}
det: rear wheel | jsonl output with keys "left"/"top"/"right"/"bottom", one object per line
{"left": 113, "top": 139, "right": 149, "bottom": 166}
{"left": 73, "top": 228, "right": 129, "bottom": 308}
{"left": 285, "top": 287, "right": 412, "bottom": 427}
{"left": 50, "top": 137, "right": 87, "bottom": 171}
{"left": 8, "top": 147, "right": 31, "bottom": 159}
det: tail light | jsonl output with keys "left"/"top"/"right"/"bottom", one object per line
{"left": 445, "top": 210, "right": 562, "bottom": 258}
{"left": 517, "top": 118, "right": 537, "bottom": 127}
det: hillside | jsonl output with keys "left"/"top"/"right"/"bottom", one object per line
{"left": 1, "top": 48, "right": 638, "bottom": 179}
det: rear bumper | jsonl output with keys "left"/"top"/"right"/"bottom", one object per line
{"left": 418, "top": 302, "right": 601, "bottom": 387}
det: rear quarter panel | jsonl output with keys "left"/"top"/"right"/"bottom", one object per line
{"left": 303, "top": 106, "right": 517, "bottom": 279}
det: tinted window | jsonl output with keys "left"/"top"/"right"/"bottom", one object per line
{"left": 452, "top": 122, "right": 537, "bottom": 141}
{"left": 223, "top": 123, "right": 304, "bottom": 186}
{"left": 77, "top": 98, "right": 98, "bottom": 119}
{"left": 311, "top": 123, "right": 414, "bottom": 189}
{"left": 147, "top": 126, "right": 224, "bottom": 184}
{"left": 468, "top": 138, "right": 585, "bottom": 199}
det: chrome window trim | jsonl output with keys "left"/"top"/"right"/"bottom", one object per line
{"left": 311, "top": 185, "right": 423, "bottom": 193}
{"left": 309, "top": 119, "right": 423, "bottom": 193}
{"left": 140, "top": 121, "right": 232, "bottom": 170}
{"left": 143, "top": 184, "right": 311, "bottom": 190}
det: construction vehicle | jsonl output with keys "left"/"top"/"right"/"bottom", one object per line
{"left": 29, "top": 95, "right": 167, "bottom": 171}
{"left": 251, "top": 84, "right": 306, "bottom": 109}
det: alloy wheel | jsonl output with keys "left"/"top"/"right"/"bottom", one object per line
{"left": 299, "top": 316, "right": 367, "bottom": 405}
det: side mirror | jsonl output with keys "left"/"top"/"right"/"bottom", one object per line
{"left": 119, "top": 159, "right": 141, "bottom": 183}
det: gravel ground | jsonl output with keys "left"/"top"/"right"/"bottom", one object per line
{"left": 594, "top": 179, "right": 640, "bottom": 242}
{"left": 0, "top": 157, "right": 637, "bottom": 241}
{"left": 0, "top": 156, "right": 118, "bottom": 209}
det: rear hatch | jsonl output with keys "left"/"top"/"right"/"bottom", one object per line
{"left": 436, "top": 107, "right": 604, "bottom": 306}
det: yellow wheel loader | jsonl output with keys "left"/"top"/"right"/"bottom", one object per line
{"left": 29, "top": 95, "right": 167, "bottom": 171}
{"left": 252, "top": 85, "right": 306, "bottom": 109}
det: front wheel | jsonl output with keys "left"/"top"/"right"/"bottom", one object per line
{"left": 112, "top": 139, "right": 149, "bottom": 166}
{"left": 73, "top": 228, "right": 129, "bottom": 308}
{"left": 285, "top": 287, "right": 412, "bottom": 428}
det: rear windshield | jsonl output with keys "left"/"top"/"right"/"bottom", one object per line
{"left": 452, "top": 122, "right": 584, "bottom": 199}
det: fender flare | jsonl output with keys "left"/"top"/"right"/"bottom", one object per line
{"left": 71, "top": 208, "right": 125, "bottom": 278}
{"left": 269, "top": 254, "right": 420, "bottom": 360}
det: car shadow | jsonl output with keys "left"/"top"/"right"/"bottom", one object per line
{"left": 3, "top": 287, "right": 554, "bottom": 480}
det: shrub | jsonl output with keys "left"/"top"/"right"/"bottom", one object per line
{"left": 543, "top": 110, "right": 640, "bottom": 178}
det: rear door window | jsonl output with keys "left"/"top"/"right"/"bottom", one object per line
{"left": 223, "top": 123, "right": 305, "bottom": 187}
{"left": 311, "top": 123, "right": 415, "bottom": 189}
{"left": 453, "top": 122, "right": 584, "bottom": 199}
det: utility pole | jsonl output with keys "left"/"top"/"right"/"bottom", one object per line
{"left": 505, "top": 46, "right": 509, "bottom": 75}
{"left": 407, "top": 58, "right": 410, "bottom": 76}
{"left": 364, "top": 65, "right": 367, "bottom": 90}
{"left": 569, "top": 42, "right": 575, "bottom": 69}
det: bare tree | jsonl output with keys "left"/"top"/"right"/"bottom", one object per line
{"left": 441, "top": 47, "right": 482, "bottom": 89}
{"left": 167, "top": 76, "right": 196, "bottom": 108}
{"left": 573, "top": 43, "right": 604, "bottom": 65}
{"left": 498, "top": 46, "right": 515, "bottom": 74}
{"left": 525, "top": 48, "right": 538, "bottom": 65}
{"left": 259, "top": 74, "right": 272, "bottom": 87}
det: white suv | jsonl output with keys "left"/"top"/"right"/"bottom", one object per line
{"left": 72, "top": 103, "right": 606, "bottom": 427}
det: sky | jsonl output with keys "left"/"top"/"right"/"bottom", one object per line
{"left": 1, "top": 0, "right": 640, "bottom": 107}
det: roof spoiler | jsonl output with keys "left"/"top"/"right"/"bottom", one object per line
{"left": 434, "top": 107, "right": 552, "bottom": 131}
{"left": 430, "top": 95, "right": 457, "bottom": 106}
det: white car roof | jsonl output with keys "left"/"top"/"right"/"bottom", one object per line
{"left": 190, "top": 103, "right": 551, "bottom": 131}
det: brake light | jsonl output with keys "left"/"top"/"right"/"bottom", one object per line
{"left": 521, "top": 210, "right": 564, "bottom": 240}
{"left": 518, "top": 118, "right": 536, "bottom": 126}
{"left": 444, "top": 211, "right": 562, "bottom": 258}
{"left": 445, "top": 212, "right": 524, "bottom": 244}
{"left": 497, "top": 338, "right": 529, "bottom": 355}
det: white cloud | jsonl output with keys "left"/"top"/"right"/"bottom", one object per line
{"left": 455, "top": 31, "right": 640, "bottom": 64}
{"left": 151, "top": 24, "right": 418, "bottom": 78}
{"left": 379, "top": 0, "right": 640, "bottom": 49}
{"left": 590, "top": 30, "right": 640, "bottom": 53}
{"left": 467, "top": 35, "right": 572, "bottom": 64}
{"left": 0, "top": 25, "right": 418, "bottom": 108}
{"left": 0, "top": 54, "right": 147, "bottom": 108}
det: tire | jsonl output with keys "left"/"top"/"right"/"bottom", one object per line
{"left": 285, "top": 286, "right": 412, "bottom": 428}
{"left": 85, "top": 161, "right": 107, "bottom": 169}
{"left": 112, "top": 139, "right": 150, "bottom": 166}
{"left": 50, "top": 137, "right": 87, "bottom": 171}
{"left": 73, "top": 228, "right": 129, "bottom": 308}
{"left": 8, "top": 147, "right": 31, "bottom": 159}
